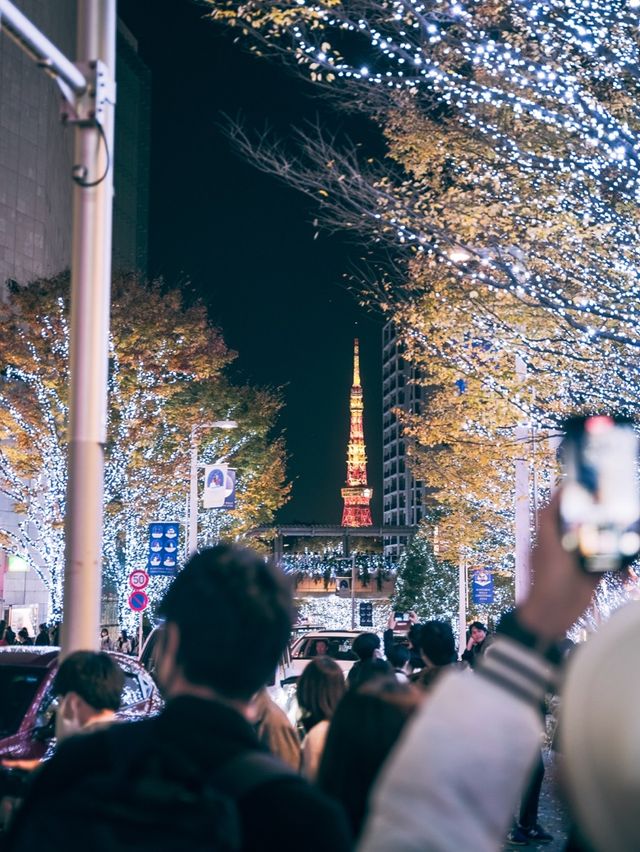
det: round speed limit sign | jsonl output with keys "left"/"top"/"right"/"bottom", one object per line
{"left": 129, "top": 569, "right": 149, "bottom": 591}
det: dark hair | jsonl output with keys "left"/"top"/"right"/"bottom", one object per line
{"left": 349, "top": 658, "right": 394, "bottom": 690}
{"left": 297, "top": 656, "right": 346, "bottom": 730}
{"left": 318, "top": 677, "right": 421, "bottom": 838}
{"left": 387, "top": 644, "right": 410, "bottom": 670}
{"left": 419, "top": 621, "right": 457, "bottom": 666}
{"left": 408, "top": 622, "right": 423, "bottom": 649}
{"left": 53, "top": 651, "right": 124, "bottom": 711}
{"left": 158, "top": 544, "right": 292, "bottom": 700}
{"left": 469, "top": 621, "right": 488, "bottom": 634}
{"left": 352, "top": 632, "right": 381, "bottom": 661}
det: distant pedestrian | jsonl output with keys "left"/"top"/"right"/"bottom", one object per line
{"left": 461, "top": 620, "right": 491, "bottom": 669}
{"left": 386, "top": 644, "right": 412, "bottom": 682}
{"left": 35, "top": 624, "right": 50, "bottom": 646}
{"left": 115, "top": 630, "right": 132, "bottom": 655}
{"left": 347, "top": 632, "right": 381, "bottom": 688}
{"left": 17, "top": 628, "right": 32, "bottom": 646}
{"left": 99, "top": 629, "right": 113, "bottom": 651}
{"left": 0, "top": 621, "right": 7, "bottom": 647}
{"left": 411, "top": 620, "right": 461, "bottom": 692}
{"left": 4, "top": 626, "right": 15, "bottom": 646}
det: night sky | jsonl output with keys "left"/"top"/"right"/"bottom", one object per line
{"left": 118, "top": 0, "right": 383, "bottom": 526}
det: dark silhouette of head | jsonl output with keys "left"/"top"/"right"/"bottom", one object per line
{"left": 158, "top": 544, "right": 293, "bottom": 700}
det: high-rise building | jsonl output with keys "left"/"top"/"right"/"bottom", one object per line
{"left": 382, "top": 321, "right": 426, "bottom": 559}
{"left": 0, "top": 5, "right": 150, "bottom": 290}
{"left": 341, "top": 338, "right": 373, "bottom": 527}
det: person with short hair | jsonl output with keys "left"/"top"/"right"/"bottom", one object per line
{"left": 410, "top": 620, "right": 461, "bottom": 692}
{"left": 347, "top": 632, "right": 381, "bottom": 688}
{"left": 4, "top": 544, "right": 352, "bottom": 852}
{"left": 35, "top": 624, "right": 50, "bottom": 646}
{"left": 0, "top": 651, "right": 125, "bottom": 827}
{"left": 461, "top": 620, "right": 490, "bottom": 669}
{"left": 386, "top": 644, "right": 412, "bottom": 682}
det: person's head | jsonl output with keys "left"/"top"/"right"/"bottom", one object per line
{"left": 408, "top": 621, "right": 423, "bottom": 650}
{"left": 352, "top": 632, "right": 381, "bottom": 662}
{"left": 156, "top": 544, "right": 292, "bottom": 702}
{"left": 318, "top": 676, "right": 421, "bottom": 837}
{"left": 419, "top": 620, "right": 457, "bottom": 667}
{"left": 387, "top": 643, "right": 411, "bottom": 672}
{"left": 18, "top": 627, "right": 29, "bottom": 640}
{"left": 296, "top": 656, "right": 346, "bottom": 729}
{"left": 100, "top": 628, "right": 109, "bottom": 639}
{"left": 53, "top": 651, "right": 125, "bottom": 739}
{"left": 349, "top": 658, "right": 394, "bottom": 690}
{"left": 39, "top": 623, "right": 47, "bottom": 632}
{"left": 469, "top": 621, "right": 488, "bottom": 644}
{"left": 314, "top": 639, "right": 329, "bottom": 656}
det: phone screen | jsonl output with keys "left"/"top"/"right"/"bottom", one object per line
{"left": 560, "top": 415, "right": 640, "bottom": 571}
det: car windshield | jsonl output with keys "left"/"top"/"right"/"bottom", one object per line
{"left": 0, "top": 667, "right": 47, "bottom": 737}
{"left": 293, "top": 637, "right": 359, "bottom": 662}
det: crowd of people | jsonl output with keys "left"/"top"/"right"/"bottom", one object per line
{"left": 0, "top": 494, "right": 636, "bottom": 851}
{"left": 0, "top": 621, "right": 60, "bottom": 647}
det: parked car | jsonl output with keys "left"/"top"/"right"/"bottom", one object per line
{"left": 0, "top": 646, "right": 162, "bottom": 760}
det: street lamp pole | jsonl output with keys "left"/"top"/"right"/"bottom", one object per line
{"left": 188, "top": 421, "right": 237, "bottom": 556}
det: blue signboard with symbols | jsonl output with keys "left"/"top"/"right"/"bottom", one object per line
{"left": 147, "top": 522, "right": 180, "bottom": 577}
{"left": 471, "top": 570, "right": 494, "bottom": 605}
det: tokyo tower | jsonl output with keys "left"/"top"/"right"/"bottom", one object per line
{"left": 341, "top": 338, "right": 373, "bottom": 527}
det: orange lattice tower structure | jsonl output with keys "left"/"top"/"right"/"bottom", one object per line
{"left": 341, "top": 338, "right": 373, "bottom": 527}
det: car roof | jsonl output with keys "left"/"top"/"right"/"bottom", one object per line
{"left": 0, "top": 647, "right": 145, "bottom": 670}
{"left": 0, "top": 647, "right": 60, "bottom": 668}
{"left": 294, "top": 630, "right": 366, "bottom": 639}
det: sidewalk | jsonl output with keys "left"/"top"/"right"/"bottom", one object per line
{"left": 503, "top": 752, "right": 571, "bottom": 851}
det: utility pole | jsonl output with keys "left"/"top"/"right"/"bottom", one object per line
{"left": 0, "top": 0, "right": 117, "bottom": 656}
{"left": 514, "top": 355, "right": 531, "bottom": 604}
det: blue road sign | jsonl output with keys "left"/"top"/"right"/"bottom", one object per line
{"left": 148, "top": 522, "right": 180, "bottom": 576}
{"left": 128, "top": 590, "right": 149, "bottom": 612}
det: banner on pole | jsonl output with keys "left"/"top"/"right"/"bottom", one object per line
{"left": 203, "top": 464, "right": 236, "bottom": 509}
{"left": 147, "top": 522, "right": 180, "bottom": 577}
{"left": 471, "top": 569, "right": 494, "bottom": 605}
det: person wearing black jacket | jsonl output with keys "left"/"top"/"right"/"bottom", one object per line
{"left": 461, "top": 621, "right": 491, "bottom": 669}
{"left": 4, "top": 545, "right": 352, "bottom": 852}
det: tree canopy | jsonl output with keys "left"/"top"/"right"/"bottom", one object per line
{"left": 0, "top": 274, "right": 289, "bottom": 624}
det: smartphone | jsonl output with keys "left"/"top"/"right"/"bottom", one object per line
{"left": 394, "top": 611, "right": 409, "bottom": 621}
{"left": 559, "top": 415, "right": 640, "bottom": 571}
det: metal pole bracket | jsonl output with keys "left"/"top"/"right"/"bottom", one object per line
{"left": 61, "top": 59, "right": 115, "bottom": 127}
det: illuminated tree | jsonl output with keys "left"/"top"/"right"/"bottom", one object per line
{"left": 0, "top": 275, "right": 289, "bottom": 626}
{"left": 211, "top": 0, "right": 640, "bottom": 559}
{"left": 393, "top": 530, "right": 457, "bottom": 621}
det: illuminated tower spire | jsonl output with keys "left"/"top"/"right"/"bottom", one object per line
{"left": 341, "top": 338, "right": 373, "bottom": 527}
